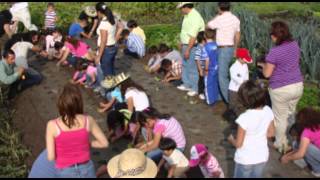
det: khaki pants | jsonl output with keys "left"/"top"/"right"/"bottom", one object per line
{"left": 11, "top": 7, "right": 38, "bottom": 32}
{"left": 164, "top": 163, "right": 189, "bottom": 178}
{"left": 269, "top": 82, "right": 303, "bottom": 150}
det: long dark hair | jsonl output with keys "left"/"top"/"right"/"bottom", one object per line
{"left": 296, "top": 107, "right": 320, "bottom": 135}
{"left": 137, "top": 107, "right": 171, "bottom": 127}
{"left": 270, "top": 21, "right": 293, "bottom": 46}
{"left": 95, "top": 2, "right": 115, "bottom": 25}
{"left": 57, "top": 83, "right": 84, "bottom": 129}
{"left": 120, "top": 78, "right": 145, "bottom": 97}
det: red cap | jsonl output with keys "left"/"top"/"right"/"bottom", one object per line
{"left": 236, "top": 48, "right": 252, "bottom": 63}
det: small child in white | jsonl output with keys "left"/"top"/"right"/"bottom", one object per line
{"left": 189, "top": 144, "right": 224, "bottom": 178}
{"left": 158, "top": 138, "right": 189, "bottom": 178}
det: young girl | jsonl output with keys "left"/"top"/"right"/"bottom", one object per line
{"left": 85, "top": 63, "right": 97, "bottom": 88}
{"left": 70, "top": 59, "right": 88, "bottom": 85}
{"left": 45, "top": 28, "right": 62, "bottom": 60}
{"left": 227, "top": 80, "right": 275, "bottom": 178}
{"left": 158, "top": 138, "right": 189, "bottom": 178}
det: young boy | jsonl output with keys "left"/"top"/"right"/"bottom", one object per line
{"left": 160, "top": 58, "right": 182, "bottom": 86}
{"left": 195, "top": 31, "right": 209, "bottom": 100}
{"left": 121, "top": 29, "right": 145, "bottom": 59}
{"left": 145, "top": 45, "right": 161, "bottom": 73}
{"left": 158, "top": 138, "right": 189, "bottom": 178}
{"left": 228, "top": 48, "right": 252, "bottom": 117}
{"left": 44, "top": 3, "right": 58, "bottom": 30}
{"left": 127, "top": 19, "right": 146, "bottom": 43}
{"left": 68, "top": 14, "right": 90, "bottom": 39}
{"left": 189, "top": 144, "right": 224, "bottom": 178}
{"left": 204, "top": 28, "right": 219, "bottom": 105}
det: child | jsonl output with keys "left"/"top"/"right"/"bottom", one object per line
{"left": 44, "top": 3, "right": 58, "bottom": 30}
{"left": 53, "top": 41, "right": 67, "bottom": 64}
{"left": 160, "top": 58, "right": 182, "bottom": 87}
{"left": 68, "top": 14, "right": 90, "bottom": 39}
{"left": 45, "top": 28, "right": 62, "bottom": 60}
{"left": 195, "top": 31, "right": 209, "bottom": 100}
{"left": 121, "top": 29, "right": 145, "bottom": 59}
{"left": 227, "top": 80, "right": 275, "bottom": 178}
{"left": 158, "top": 138, "right": 189, "bottom": 178}
{"left": 85, "top": 63, "right": 97, "bottom": 88}
{"left": 145, "top": 46, "right": 161, "bottom": 73}
{"left": 189, "top": 144, "right": 224, "bottom": 178}
{"left": 204, "top": 28, "right": 219, "bottom": 105}
{"left": 228, "top": 48, "right": 252, "bottom": 117}
{"left": 70, "top": 59, "right": 88, "bottom": 85}
{"left": 127, "top": 19, "right": 146, "bottom": 43}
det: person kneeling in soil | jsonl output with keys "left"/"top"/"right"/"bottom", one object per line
{"left": 158, "top": 138, "right": 189, "bottom": 178}
{"left": 121, "top": 29, "right": 145, "bottom": 59}
{"left": 70, "top": 59, "right": 88, "bottom": 86}
{"left": 160, "top": 58, "right": 182, "bottom": 87}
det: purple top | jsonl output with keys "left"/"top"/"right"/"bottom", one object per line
{"left": 266, "top": 41, "right": 303, "bottom": 89}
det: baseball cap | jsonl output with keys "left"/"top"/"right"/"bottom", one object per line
{"left": 189, "top": 144, "right": 208, "bottom": 167}
{"left": 236, "top": 48, "right": 253, "bottom": 63}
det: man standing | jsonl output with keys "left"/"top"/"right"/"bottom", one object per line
{"left": 177, "top": 2, "right": 205, "bottom": 97}
{"left": 207, "top": 2, "right": 240, "bottom": 104}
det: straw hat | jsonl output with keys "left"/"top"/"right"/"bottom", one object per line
{"left": 177, "top": 2, "right": 194, "bottom": 9}
{"left": 107, "top": 148, "right": 157, "bottom": 178}
{"left": 84, "top": 6, "right": 97, "bottom": 17}
{"left": 101, "top": 72, "right": 130, "bottom": 89}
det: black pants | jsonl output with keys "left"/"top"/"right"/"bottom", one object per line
{"left": 198, "top": 76, "right": 205, "bottom": 94}
{"left": 124, "top": 49, "right": 140, "bottom": 59}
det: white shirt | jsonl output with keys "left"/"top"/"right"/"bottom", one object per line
{"left": 148, "top": 54, "right": 162, "bottom": 69}
{"left": 125, "top": 88, "right": 149, "bottom": 111}
{"left": 207, "top": 11, "right": 240, "bottom": 46}
{"left": 46, "top": 35, "right": 62, "bottom": 52}
{"left": 234, "top": 106, "right": 274, "bottom": 165}
{"left": 96, "top": 17, "right": 116, "bottom": 47}
{"left": 228, "top": 60, "right": 249, "bottom": 92}
{"left": 10, "top": 2, "right": 29, "bottom": 13}
{"left": 11, "top": 41, "right": 33, "bottom": 69}
{"left": 163, "top": 50, "right": 183, "bottom": 64}
{"left": 163, "top": 149, "right": 189, "bottom": 168}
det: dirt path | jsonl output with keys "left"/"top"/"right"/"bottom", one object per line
{"left": 13, "top": 52, "right": 313, "bottom": 178}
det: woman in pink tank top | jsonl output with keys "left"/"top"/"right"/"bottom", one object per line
{"left": 46, "top": 83, "right": 109, "bottom": 178}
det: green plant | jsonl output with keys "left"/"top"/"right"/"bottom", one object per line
{"left": 297, "top": 84, "right": 320, "bottom": 111}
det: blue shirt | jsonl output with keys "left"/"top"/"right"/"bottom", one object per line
{"left": 68, "top": 23, "right": 83, "bottom": 38}
{"left": 195, "top": 44, "right": 209, "bottom": 69}
{"left": 126, "top": 32, "right": 145, "bottom": 58}
{"left": 205, "top": 42, "right": 219, "bottom": 75}
{"left": 111, "top": 87, "right": 123, "bottom": 103}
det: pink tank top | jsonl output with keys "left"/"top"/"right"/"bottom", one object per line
{"left": 54, "top": 116, "right": 90, "bottom": 169}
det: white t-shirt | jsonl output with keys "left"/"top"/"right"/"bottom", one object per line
{"left": 234, "top": 106, "right": 274, "bottom": 165}
{"left": 147, "top": 54, "right": 162, "bottom": 70}
{"left": 10, "top": 2, "right": 29, "bottom": 13}
{"left": 96, "top": 17, "right": 116, "bottom": 47}
{"left": 163, "top": 50, "right": 183, "bottom": 64}
{"left": 46, "top": 35, "right": 62, "bottom": 52}
{"left": 207, "top": 11, "right": 240, "bottom": 46}
{"left": 163, "top": 149, "right": 189, "bottom": 168}
{"left": 125, "top": 88, "right": 149, "bottom": 111}
{"left": 11, "top": 41, "right": 33, "bottom": 69}
{"left": 229, "top": 60, "right": 249, "bottom": 92}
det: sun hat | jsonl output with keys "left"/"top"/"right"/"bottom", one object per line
{"left": 101, "top": 72, "right": 130, "bottom": 89}
{"left": 84, "top": 6, "right": 97, "bottom": 17}
{"left": 189, "top": 144, "right": 209, "bottom": 167}
{"left": 107, "top": 148, "right": 157, "bottom": 178}
{"left": 236, "top": 48, "right": 253, "bottom": 63}
{"left": 177, "top": 2, "right": 194, "bottom": 9}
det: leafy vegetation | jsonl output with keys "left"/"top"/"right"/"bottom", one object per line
{"left": 297, "top": 84, "right": 320, "bottom": 111}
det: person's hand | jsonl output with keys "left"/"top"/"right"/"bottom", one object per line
{"left": 184, "top": 48, "right": 190, "bottom": 60}
{"left": 17, "top": 67, "right": 25, "bottom": 76}
{"left": 40, "top": 50, "right": 48, "bottom": 57}
{"left": 257, "top": 62, "right": 265, "bottom": 68}
{"left": 88, "top": 32, "right": 93, "bottom": 38}
{"left": 280, "top": 155, "right": 290, "bottom": 164}
{"left": 95, "top": 55, "right": 101, "bottom": 65}
{"left": 212, "top": 171, "right": 221, "bottom": 178}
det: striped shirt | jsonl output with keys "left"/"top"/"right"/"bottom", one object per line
{"left": 195, "top": 44, "right": 209, "bottom": 69}
{"left": 153, "top": 117, "right": 186, "bottom": 149}
{"left": 207, "top": 12, "right": 240, "bottom": 46}
{"left": 171, "top": 61, "right": 182, "bottom": 77}
{"left": 266, "top": 41, "right": 303, "bottom": 89}
{"left": 127, "top": 32, "right": 145, "bottom": 58}
{"left": 45, "top": 11, "right": 57, "bottom": 29}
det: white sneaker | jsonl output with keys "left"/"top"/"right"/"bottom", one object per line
{"left": 177, "top": 85, "right": 191, "bottom": 91}
{"left": 199, "top": 94, "right": 205, "bottom": 100}
{"left": 312, "top": 171, "right": 320, "bottom": 177}
{"left": 187, "top": 91, "right": 198, "bottom": 97}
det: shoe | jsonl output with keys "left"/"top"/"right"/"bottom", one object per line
{"left": 187, "top": 91, "right": 198, "bottom": 97}
{"left": 311, "top": 171, "right": 320, "bottom": 177}
{"left": 177, "top": 85, "right": 191, "bottom": 91}
{"left": 199, "top": 94, "right": 205, "bottom": 100}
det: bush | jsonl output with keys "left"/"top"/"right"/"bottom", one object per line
{"left": 297, "top": 84, "right": 320, "bottom": 111}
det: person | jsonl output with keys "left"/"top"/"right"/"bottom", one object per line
{"left": 160, "top": 58, "right": 182, "bottom": 87}
{"left": 189, "top": 144, "right": 224, "bottom": 178}
{"left": 46, "top": 83, "right": 109, "bottom": 178}
{"left": 228, "top": 48, "right": 252, "bottom": 117}
{"left": 44, "top": 2, "right": 58, "bottom": 31}
{"left": 204, "top": 28, "right": 219, "bottom": 105}
{"left": 280, "top": 107, "right": 320, "bottom": 177}
{"left": 227, "top": 80, "right": 275, "bottom": 178}
{"left": 70, "top": 59, "right": 88, "bottom": 86}
{"left": 145, "top": 45, "right": 161, "bottom": 73}
{"left": 82, "top": 6, "right": 99, "bottom": 38}
{"left": 95, "top": 2, "right": 117, "bottom": 76}
{"left": 176, "top": 2, "right": 205, "bottom": 97}
{"left": 45, "top": 28, "right": 62, "bottom": 60}
{"left": 68, "top": 14, "right": 90, "bottom": 39}
{"left": 207, "top": 2, "right": 241, "bottom": 104}
{"left": 158, "top": 138, "right": 189, "bottom": 178}
{"left": 0, "top": 10, "right": 17, "bottom": 55}
{"left": 258, "top": 21, "right": 304, "bottom": 153}
{"left": 121, "top": 29, "right": 145, "bottom": 59}
{"left": 9, "top": 2, "right": 38, "bottom": 32}
{"left": 0, "top": 49, "right": 24, "bottom": 100}
{"left": 127, "top": 19, "right": 146, "bottom": 43}
{"left": 84, "top": 63, "right": 97, "bottom": 88}
{"left": 195, "top": 31, "right": 209, "bottom": 100}
{"left": 106, "top": 148, "right": 157, "bottom": 178}
{"left": 137, "top": 107, "right": 186, "bottom": 163}
{"left": 53, "top": 41, "right": 67, "bottom": 62}
{"left": 28, "top": 149, "right": 57, "bottom": 178}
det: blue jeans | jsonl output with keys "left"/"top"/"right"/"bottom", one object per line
{"left": 304, "top": 143, "right": 320, "bottom": 173}
{"left": 67, "top": 55, "right": 77, "bottom": 67}
{"left": 56, "top": 160, "right": 96, "bottom": 178}
{"left": 101, "top": 46, "right": 118, "bottom": 76}
{"left": 234, "top": 162, "right": 266, "bottom": 178}
{"left": 28, "top": 149, "right": 57, "bottom": 178}
{"left": 181, "top": 45, "right": 198, "bottom": 92}
{"left": 218, "top": 47, "right": 234, "bottom": 103}
{"left": 124, "top": 48, "right": 140, "bottom": 59}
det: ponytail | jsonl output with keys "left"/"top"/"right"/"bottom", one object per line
{"left": 95, "top": 2, "right": 115, "bottom": 25}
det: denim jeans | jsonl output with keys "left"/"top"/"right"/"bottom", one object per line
{"left": 304, "top": 143, "right": 320, "bottom": 173}
{"left": 218, "top": 47, "right": 234, "bottom": 103}
{"left": 67, "top": 55, "right": 77, "bottom": 67}
{"left": 181, "top": 45, "right": 198, "bottom": 92}
{"left": 124, "top": 48, "right": 140, "bottom": 59}
{"left": 28, "top": 149, "right": 57, "bottom": 178}
{"left": 234, "top": 162, "right": 266, "bottom": 178}
{"left": 56, "top": 160, "right": 96, "bottom": 178}
{"left": 101, "top": 46, "right": 118, "bottom": 76}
